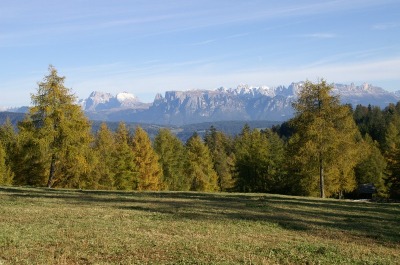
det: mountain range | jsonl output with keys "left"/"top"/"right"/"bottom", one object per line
{"left": 2, "top": 82, "right": 399, "bottom": 126}
{"left": 79, "top": 82, "right": 399, "bottom": 125}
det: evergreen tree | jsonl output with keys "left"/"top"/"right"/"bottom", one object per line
{"left": 17, "top": 66, "right": 92, "bottom": 188}
{"left": 131, "top": 126, "right": 162, "bottom": 191}
{"left": 355, "top": 135, "right": 388, "bottom": 197}
{"left": 13, "top": 129, "right": 48, "bottom": 186}
{"left": 234, "top": 126, "right": 271, "bottom": 192}
{"left": 289, "top": 80, "right": 361, "bottom": 198}
{"left": 262, "top": 129, "right": 287, "bottom": 194}
{"left": 204, "top": 126, "right": 235, "bottom": 191}
{"left": 0, "top": 119, "right": 16, "bottom": 184}
{"left": 154, "top": 128, "right": 187, "bottom": 191}
{"left": 384, "top": 115, "right": 400, "bottom": 199}
{"left": 185, "top": 133, "right": 218, "bottom": 191}
{"left": 113, "top": 122, "right": 136, "bottom": 190}
{"left": 92, "top": 123, "right": 116, "bottom": 189}
{"left": 353, "top": 104, "right": 386, "bottom": 146}
{"left": 0, "top": 143, "right": 13, "bottom": 185}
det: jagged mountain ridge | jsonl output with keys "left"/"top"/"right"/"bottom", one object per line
{"left": 82, "top": 82, "right": 399, "bottom": 125}
{"left": 79, "top": 91, "right": 151, "bottom": 111}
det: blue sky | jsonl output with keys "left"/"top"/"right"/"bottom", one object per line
{"left": 1, "top": 0, "right": 400, "bottom": 107}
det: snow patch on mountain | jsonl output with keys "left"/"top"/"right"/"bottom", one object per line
{"left": 79, "top": 91, "right": 142, "bottom": 111}
{"left": 116, "top": 92, "right": 136, "bottom": 102}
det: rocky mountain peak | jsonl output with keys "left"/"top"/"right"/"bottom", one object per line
{"left": 81, "top": 91, "right": 142, "bottom": 111}
{"left": 80, "top": 82, "right": 399, "bottom": 125}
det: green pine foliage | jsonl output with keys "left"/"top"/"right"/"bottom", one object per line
{"left": 185, "top": 133, "right": 218, "bottom": 191}
{"left": 0, "top": 143, "right": 13, "bottom": 185}
{"left": 131, "top": 126, "right": 162, "bottom": 191}
{"left": 154, "top": 129, "right": 188, "bottom": 191}
{"left": 13, "top": 129, "right": 49, "bottom": 186}
{"left": 0, "top": 119, "right": 16, "bottom": 185}
{"left": 384, "top": 115, "right": 400, "bottom": 199}
{"left": 234, "top": 126, "right": 271, "bottom": 192}
{"left": 353, "top": 104, "right": 386, "bottom": 146}
{"left": 355, "top": 135, "right": 388, "bottom": 197}
{"left": 16, "top": 66, "right": 92, "bottom": 188}
{"left": 262, "top": 129, "right": 287, "bottom": 194}
{"left": 289, "top": 80, "right": 361, "bottom": 198}
{"left": 92, "top": 123, "right": 116, "bottom": 189}
{"left": 204, "top": 126, "right": 235, "bottom": 191}
{"left": 113, "top": 122, "right": 136, "bottom": 190}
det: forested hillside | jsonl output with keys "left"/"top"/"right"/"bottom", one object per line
{"left": 1, "top": 67, "right": 400, "bottom": 199}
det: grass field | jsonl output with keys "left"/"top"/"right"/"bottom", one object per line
{"left": 0, "top": 186, "right": 399, "bottom": 264}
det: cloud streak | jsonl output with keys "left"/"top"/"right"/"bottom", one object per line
{"left": 58, "top": 56, "right": 400, "bottom": 103}
{"left": 372, "top": 22, "right": 400, "bottom": 30}
{"left": 2, "top": 0, "right": 395, "bottom": 46}
{"left": 296, "top": 33, "right": 338, "bottom": 39}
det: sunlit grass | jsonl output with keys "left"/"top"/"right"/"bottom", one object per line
{"left": 0, "top": 186, "right": 399, "bottom": 264}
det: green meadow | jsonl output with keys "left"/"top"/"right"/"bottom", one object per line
{"left": 0, "top": 186, "right": 399, "bottom": 264}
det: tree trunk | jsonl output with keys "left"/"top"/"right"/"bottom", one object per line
{"left": 47, "top": 154, "right": 56, "bottom": 188}
{"left": 319, "top": 156, "right": 325, "bottom": 198}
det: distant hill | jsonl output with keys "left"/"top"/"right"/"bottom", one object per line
{"left": 90, "top": 120, "right": 280, "bottom": 142}
{"left": 0, "top": 112, "right": 25, "bottom": 125}
{"left": 0, "top": 112, "right": 278, "bottom": 142}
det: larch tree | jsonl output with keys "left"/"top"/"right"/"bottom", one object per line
{"left": 0, "top": 119, "right": 17, "bottom": 184}
{"left": 262, "top": 129, "right": 287, "bottom": 194}
{"left": 355, "top": 135, "right": 388, "bottom": 197}
{"left": 17, "top": 66, "right": 92, "bottom": 188}
{"left": 0, "top": 143, "right": 13, "bottom": 185}
{"left": 384, "top": 115, "right": 400, "bottom": 199}
{"left": 234, "top": 126, "right": 271, "bottom": 192}
{"left": 13, "top": 127, "right": 48, "bottom": 186}
{"left": 153, "top": 128, "right": 187, "bottom": 191}
{"left": 92, "top": 122, "right": 116, "bottom": 189}
{"left": 185, "top": 133, "right": 218, "bottom": 192}
{"left": 131, "top": 126, "right": 162, "bottom": 191}
{"left": 113, "top": 122, "right": 136, "bottom": 190}
{"left": 289, "top": 80, "right": 361, "bottom": 198}
{"left": 204, "top": 126, "right": 235, "bottom": 191}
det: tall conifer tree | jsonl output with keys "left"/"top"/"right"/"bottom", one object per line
{"left": 92, "top": 123, "right": 116, "bottom": 189}
{"left": 131, "top": 126, "right": 162, "bottom": 191}
{"left": 204, "top": 126, "right": 235, "bottom": 191}
{"left": 384, "top": 116, "right": 400, "bottom": 199}
{"left": 17, "top": 66, "right": 92, "bottom": 188}
{"left": 113, "top": 122, "right": 136, "bottom": 190}
{"left": 185, "top": 133, "right": 218, "bottom": 191}
{"left": 355, "top": 135, "right": 388, "bottom": 197}
{"left": 289, "top": 80, "right": 361, "bottom": 198}
{"left": 234, "top": 126, "right": 271, "bottom": 192}
{"left": 0, "top": 143, "right": 13, "bottom": 185}
{"left": 0, "top": 119, "right": 16, "bottom": 184}
{"left": 154, "top": 129, "right": 187, "bottom": 190}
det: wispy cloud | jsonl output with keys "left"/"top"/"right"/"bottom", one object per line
{"left": 2, "top": 0, "right": 391, "bottom": 46}
{"left": 189, "top": 32, "right": 253, "bottom": 46}
{"left": 191, "top": 39, "right": 217, "bottom": 46}
{"left": 3, "top": 56, "right": 400, "bottom": 106}
{"left": 372, "top": 22, "right": 400, "bottom": 30}
{"left": 296, "top": 33, "right": 338, "bottom": 39}
{"left": 301, "top": 46, "right": 398, "bottom": 68}
{"left": 60, "top": 56, "right": 400, "bottom": 102}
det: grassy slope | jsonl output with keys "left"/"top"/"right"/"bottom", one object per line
{"left": 0, "top": 187, "right": 399, "bottom": 265}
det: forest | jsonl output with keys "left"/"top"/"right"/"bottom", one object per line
{"left": 0, "top": 66, "right": 399, "bottom": 200}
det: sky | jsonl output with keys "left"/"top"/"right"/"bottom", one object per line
{"left": 1, "top": 0, "right": 400, "bottom": 107}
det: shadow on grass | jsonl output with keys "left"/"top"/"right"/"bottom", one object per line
{"left": 1, "top": 186, "right": 399, "bottom": 244}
